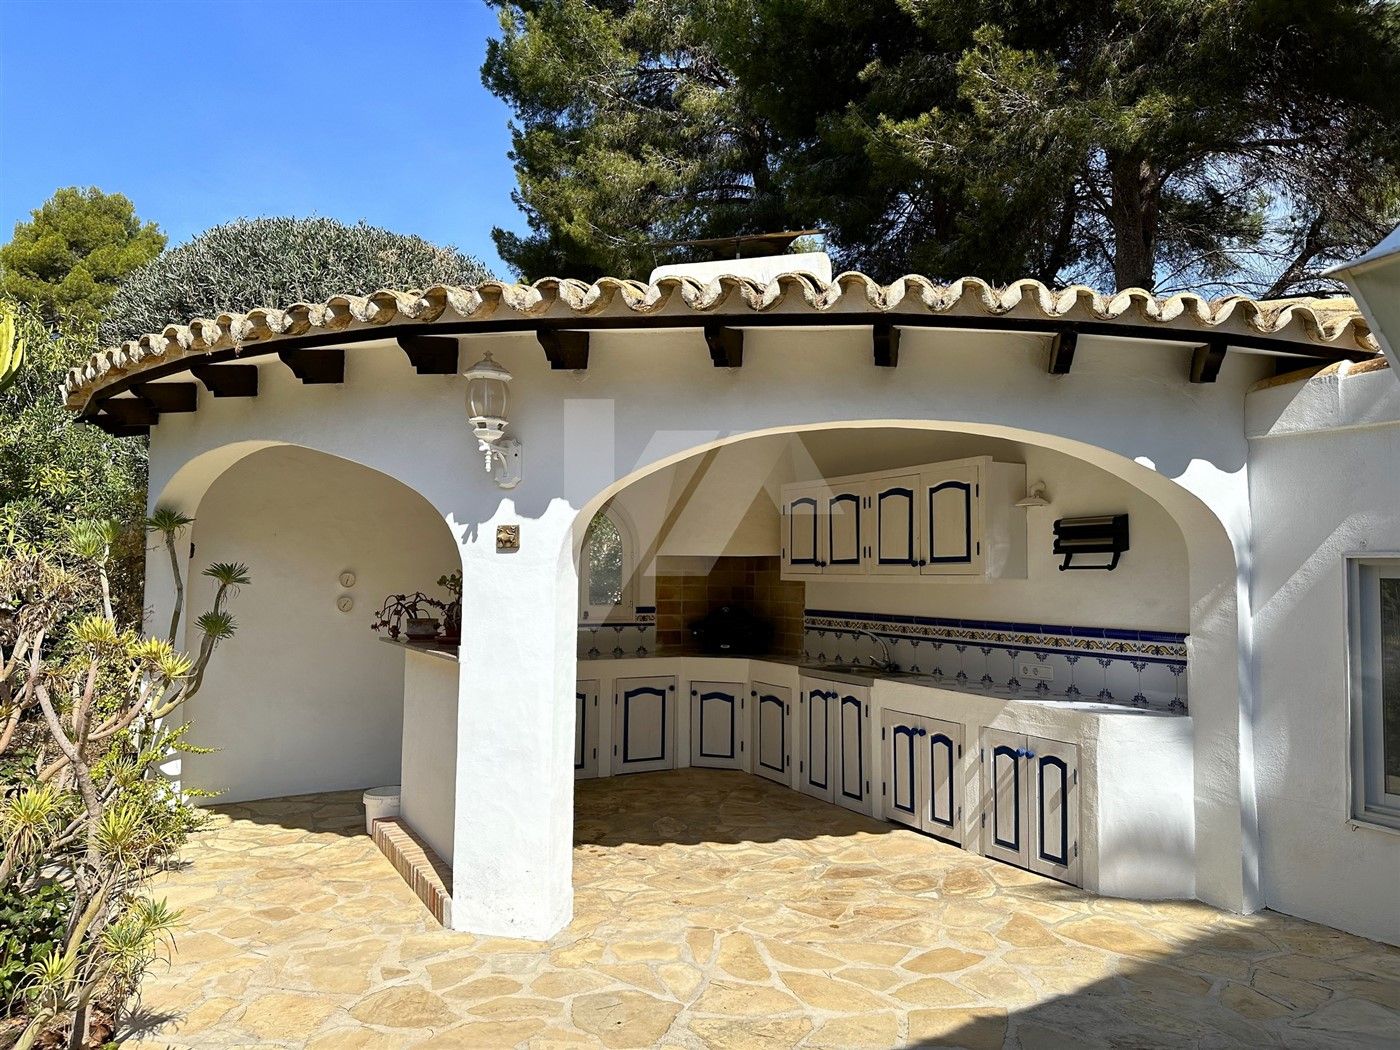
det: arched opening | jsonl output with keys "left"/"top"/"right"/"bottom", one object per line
{"left": 154, "top": 444, "right": 462, "bottom": 822}
{"left": 567, "top": 421, "right": 1241, "bottom": 909}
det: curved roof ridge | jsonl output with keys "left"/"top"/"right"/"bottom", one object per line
{"left": 66, "top": 274, "right": 1376, "bottom": 412}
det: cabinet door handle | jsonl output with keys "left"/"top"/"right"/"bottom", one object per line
{"left": 919, "top": 559, "right": 927, "bottom": 566}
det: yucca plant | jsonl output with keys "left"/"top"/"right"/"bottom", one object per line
{"left": 0, "top": 307, "right": 25, "bottom": 394}
{"left": 1, "top": 507, "right": 251, "bottom": 1047}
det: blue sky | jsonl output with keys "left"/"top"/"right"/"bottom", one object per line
{"left": 0, "top": 0, "right": 526, "bottom": 276}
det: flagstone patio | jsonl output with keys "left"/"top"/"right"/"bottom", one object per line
{"left": 121, "top": 769, "right": 1400, "bottom": 1049}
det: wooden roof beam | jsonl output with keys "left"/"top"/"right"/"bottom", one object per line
{"left": 397, "top": 335, "right": 459, "bottom": 375}
{"left": 192, "top": 363, "right": 259, "bottom": 398}
{"left": 1190, "top": 339, "right": 1228, "bottom": 383}
{"left": 873, "top": 322, "right": 899, "bottom": 367}
{"left": 705, "top": 325, "right": 743, "bottom": 367}
{"left": 100, "top": 397, "right": 159, "bottom": 427}
{"left": 538, "top": 329, "right": 590, "bottom": 370}
{"left": 133, "top": 382, "right": 197, "bottom": 413}
{"left": 279, "top": 348, "right": 344, "bottom": 384}
{"left": 1048, "top": 330, "right": 1078, "bottom": 374}
{"left": 90, "top": 414, "right": 150, "bottom": 438}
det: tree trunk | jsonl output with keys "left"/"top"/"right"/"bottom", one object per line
{"left": 1108, "top": 151, "right": 1161, "bottom": 291}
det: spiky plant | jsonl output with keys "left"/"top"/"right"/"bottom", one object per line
{"left": 0, "top": 308, "right": 24, "bottom": 394}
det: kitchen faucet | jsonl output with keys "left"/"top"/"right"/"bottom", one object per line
{"left": 852, "top": 628, "right": 898, "bottom": 672}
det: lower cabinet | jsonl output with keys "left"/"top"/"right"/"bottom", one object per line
{"left": 751, "top": 682, "right": 791, "bottom": 785}
{"left": 612, "top": 676, "right": 676, "bottom": 774}
{"left": 799, "top": 678, "right": 872, "bottom": 814}
{"left": 980, "top": 729, "right": 1080, "bottom": 885}
{"left": 575, "top": 679, "right": 600, "bottom": 780}
{"left": 690, "top": 681, "right": 745, "bottom": 770}
{"left": 881, "top": 709, "right": 963, "bottom": 844}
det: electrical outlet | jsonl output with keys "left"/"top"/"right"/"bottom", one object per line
{"left": 1018, "top": 661, "right": 1054, "bottom": 681}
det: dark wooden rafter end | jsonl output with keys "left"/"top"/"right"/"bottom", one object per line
{"left": 191, "top": 363, "right": 259, "bottom": 398}
{"left": 1048, "top": 329, "right": 1078, "bottom": 375}
{"left": 279, "top": 348, "right": 344, "bottom": 384}
{"left": 132, "top": 381, "right": 197, "bottom": 413}
{"left": 538, "top": 329, "right": 590, "bottom": 370}
{"left": 91, "top": 416, "right": 150, "bottom": 438}
{"left": 97, "top": 396, "right": 158, "bottom": 427}
{"left": 704, "top": 325, "right": 743, "bottom": 368}
{"left": 1189, "top": 339, "right": 1229, "bottom": 384}
{"left": 397, "top": 334, "right": 459, "bottom": 375}
{"left": 873, "top": 322, "right": 899, "bottom": 367}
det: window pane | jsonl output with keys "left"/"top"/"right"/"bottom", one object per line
{"left": 585, "top": 514, "right": 624, "bottom": 607}
{"left": 1382, "top": 578, "right": 1400, "bottom": 795}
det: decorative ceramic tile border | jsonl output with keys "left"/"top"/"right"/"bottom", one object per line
{"left": 578, "top": 608, "right": 656, "bottom": 658}
{"left": 372, "top": 818, "right": 452, "bottom": 927}
{"left": 804, "top": 609, "right": 1188, "bottom": 713}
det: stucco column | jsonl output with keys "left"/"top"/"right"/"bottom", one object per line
{"left": 448, "top": 499, "right": 578, "bottom": 938}
{"left": 1172, "top": 461, "right": 1262, "bottom": 915}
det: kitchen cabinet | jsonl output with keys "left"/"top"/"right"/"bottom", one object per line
{"left": 799, "top": 677, "right": 871, "bottom": 813}
{"left": 612, "top": 676, "right": 676, "bottom": 774}
{"left": 980, "top": 729, "right": 1080, "bottom": 885}
{"left": 835, "top": 687, "right": 874, "bottom": 815}
{"left": 880, "top": 709, "right": 963, "bottom": 844}
{"left": 781, "top": 457, "right": 1025, "bottom": 581}
{"left": 781, "top": 484, "right": 824, "bottom": 577}
{"left": 690, "top": 681, "right": 745, "bottom": 770}
{"left": 751, "top": 682, "right": 791, "bottom": 785}
{"left": 575, "top": 679, "right": 600, "bottom": 780}
{"left": 871, "top": 475, "right": 920, "bottom": 574}
{"left": 798, "top": 681, "right": 839, "bottom": 802}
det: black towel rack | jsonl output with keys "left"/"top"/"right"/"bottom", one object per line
{"left": 1053, "top": 514, "right": 1130, "bottom": 571}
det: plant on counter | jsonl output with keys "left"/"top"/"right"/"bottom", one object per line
{"left": 371, "top": 572, "right": 462, "bottom": 643}
{"left": 0, "top": 504, "right": 251, "bottom": 1049}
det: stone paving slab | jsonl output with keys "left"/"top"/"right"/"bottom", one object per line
{"left": 120, "top": 769, "right": 1400, "bottom": 1048}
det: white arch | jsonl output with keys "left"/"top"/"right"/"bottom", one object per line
{"left": 565, "top": 418, "right": 1254, "bottom": 913}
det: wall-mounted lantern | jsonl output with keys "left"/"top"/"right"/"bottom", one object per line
{"left": 464, "top": 351, "right": 521, "bottom": 489}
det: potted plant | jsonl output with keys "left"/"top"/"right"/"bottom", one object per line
{"left": 371, "top": 573, "right": 463, "bottom": 643}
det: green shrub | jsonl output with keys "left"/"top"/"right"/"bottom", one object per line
{"left": 101, "top": 216, "right": 492, "bottom": 346}
{"left": 0, "top": 882, "right": 68, "bottom": 1004}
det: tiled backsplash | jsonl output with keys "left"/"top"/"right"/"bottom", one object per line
{"left": 579, "top": 608, "right": 656, "bottom": 660}
{"left": 653, "top": 556, "right": 804, "bottom": 657}
{"left": 805, "top": 609, "right": 1189, "bottom": 713}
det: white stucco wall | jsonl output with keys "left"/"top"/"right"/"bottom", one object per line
{"left": 144, "top": 324, "right": 1265, "bottom": 935}
{"left": 400, "top": 650, "right": 459, "bottom": 863}
{"left": 1247, "top": 365, "right": 1400, "bottom": 945}
{"left": 177, "top": 445, "right": 459, "bottom": 804}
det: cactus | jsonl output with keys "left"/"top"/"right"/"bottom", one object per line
{"left": 0, "top": 308, "right": 24, "bottom": 393}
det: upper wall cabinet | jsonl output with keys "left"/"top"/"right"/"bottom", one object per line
{"left": 780, "top": 457, "right": 1027, "bottom": 582}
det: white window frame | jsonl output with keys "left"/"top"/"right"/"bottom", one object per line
{"left": 580, "top": 507, "right": 638, "bottom": 624}
{"left": 1345, "top": 554, "right": 1400, "bottom": 833}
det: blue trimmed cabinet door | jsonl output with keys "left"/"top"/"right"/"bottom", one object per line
{"left": 834, "top": 687, "right": 873, "bottom": 815}
{"left": 781, "top": 483, "right": 826, "bottom": 578}
{"left": 980, "top": 728, "right": 1028, "bottom": 868}
{"left": 750, "top": 682, "right": 791, "bottom": 786}
{"left": 1028, "top": 735, "right": 1080, "bottom": 885}
{"left": 871, "top": 475, "right": 920, "bottom": 575}
{"left": 611, "top": 676, "right": 676, "bottom": 774}
{"left": 920, "top": 716, "right": 963, "bottom": 845}
{"left": 920, "top": 462, "right": 984, "bottom": 576}
{"left": 825, "top": 484, "right": 867, "bottom": 573}
{"left": 575, "top": 679, "right": 600, "bottom": 780}
{"left": 689, "top": 681, "right": 744, "bottom": 770}
{"left": 881, "top": 710, "right": 925, "bottom": 830}
{"left": 798, "top": 679, "right": 839, "bottom": 803}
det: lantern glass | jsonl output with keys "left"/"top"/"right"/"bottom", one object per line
{"left": 464, "top": 351, "right": 513, "bottom": 440}
{"left": 467, "top": 373, "right": 508, "bottom": 421}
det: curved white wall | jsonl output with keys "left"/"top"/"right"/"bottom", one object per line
{"left": 179, "top": 445, "right": 460, "bottom": 804}
{"left": 1248, "top": 366, "right": 1400, "bottom": 945}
